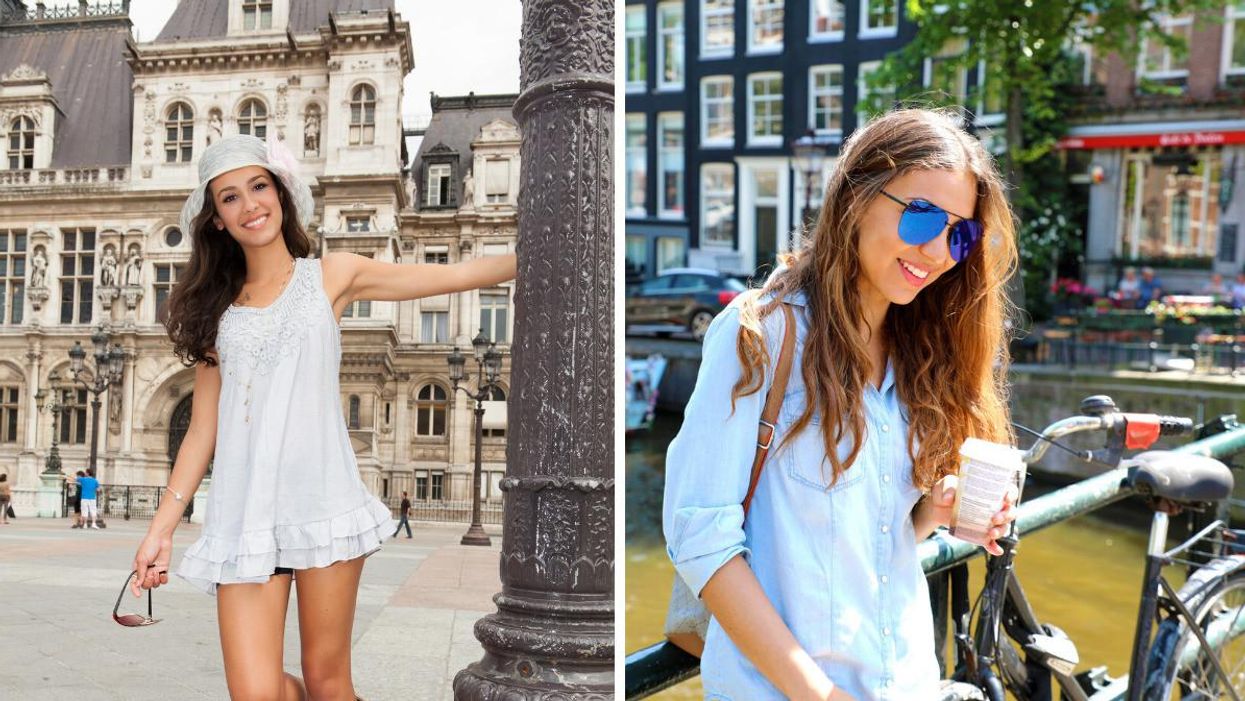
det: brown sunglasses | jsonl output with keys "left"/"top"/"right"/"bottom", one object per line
{"left": 113, "top": 569, "right": 163, "bottom": 627}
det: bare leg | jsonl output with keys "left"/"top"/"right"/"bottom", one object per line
{"left": 294, "top": 556, "right": 366, "bottom": 701}
{"left": 218, "top": 573, "right": 306, "bottom": 700}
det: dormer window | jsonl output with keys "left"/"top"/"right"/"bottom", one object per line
{"left": 238, "top": 99, "right": 267, "bottom": 139}
{"left": 426, "top": 163, "right": 452, "bottom": 207}
{"left": 8, "top": 116, "right": 34, "bottom": 170}
{"left": 243, "top": 0, "right": 272, "bottom": 30}
{"left": 349, "top": 85, "right": 376, "bottom": 145}
{"left": 165, "top": 103, "right": 194, "bottom": 163}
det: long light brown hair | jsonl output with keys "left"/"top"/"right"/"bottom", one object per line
{"left": 733, "top": 108, "right": 1018, "bottom": 491}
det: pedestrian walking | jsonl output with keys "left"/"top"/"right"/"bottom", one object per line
{"left": 393, "top": 492, "right": 413, "bottom": 539}
{"left": 78, "top": 468, "right": 101, "bottom": 529}
{"left": 0, "top": 473, "right": 11, "bottom": 524}
{"left": 127, "top": 135, "right": 516, "bottom": 700}
{"left": 68, "top": 470, "right": 84, "bottom": 528}
{"left": 663, "top": 108, "right": 1018, "bottom": 700}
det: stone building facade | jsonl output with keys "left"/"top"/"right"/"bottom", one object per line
{"left": 0, "top": 0, "right": 518, "bottom": 513}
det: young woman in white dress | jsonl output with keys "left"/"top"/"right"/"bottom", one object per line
{"left": 127, "top": 135, "right": 515, "bottom": 700}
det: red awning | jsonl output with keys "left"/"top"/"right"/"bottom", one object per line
{"left": 1057, "top": 130, "right": 1245, "bottom": 149}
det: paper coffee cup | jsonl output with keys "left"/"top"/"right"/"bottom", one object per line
{"left": 950, "top": 437, "right": 1025, "bottom": 546}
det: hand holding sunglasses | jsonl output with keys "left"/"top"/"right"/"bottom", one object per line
{"left": 114, "top": 570, "right": 162, "bottom": 627}
{"left": 881, "top": 190, "right": 983, "bottom": 263}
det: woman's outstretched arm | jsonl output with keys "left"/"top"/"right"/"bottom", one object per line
{"left": 327, "top": 250, "right": 516, "bottom": 304}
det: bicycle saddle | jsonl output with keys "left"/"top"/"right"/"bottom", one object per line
{"left": 1125, "top": 450, "right": 1234, "bottom": 504}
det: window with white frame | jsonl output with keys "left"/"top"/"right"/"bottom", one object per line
{"left": 342, "top": 252, "right": 373, "bottom": 319}
{"left": 0, "top": 230, "right": 25, "bottom": 325}
{"left": 1140, "top": 15, "right": 1192, "bottom": 80}
{"left": 424, "top": 248, "right": 448, "bottom": 265}
{"left": 1224, "top": 3, "right": 1245, "bottom": 79}
{"left": 345, "top": 215, "right": 370, "bottom": 232}
{"left": 747, "top": 73, "right": 783, "bottom": 146}
{"left": 860, "top": 0, "right": 898, "bottom": 37}
{"left": 421, "top": 310, "right": 449, "bottom": 343}
{"left": 349, "top": 85, "right": 376, "bottom": 145}
{"left": 857, "top": 61, "right": 894, "bottom": 123}
{"left": 626, "top": 6, "right": 647, "bottom": 91}
{"left": 482, "top": 386, "right": 506, "bottom": 438}
{"left": 237, "top": 98, "right": 267, "bottom": 139}
{"left": 701, "top": 163, "right": 735, "bottom": 247}
{"left": 348, "top": 394, "right": 361, "bottom": 429}
{"left": 701, "top": 0, "right": 734, "bottom": 57}
{"left": 60, "top": 387, "right": 88, "bottom": 445}
{"left": 0, "top": 386, "right": 17, "bottom": 443}
{"left": 701, "top": 77, "right": 734, "bottom": 146}
{"left": 415, "top": 384, "right": 447, "bottom": 437}
{"left": 8, "top": 116, "right": 34, "bottom": 170}
{"left": 60, "top": 228, "right": 94, "bottom": 325}
{"left": 242, "top": 0, "right": 272, "bottom": 30}
{"left": 976, "top": 59, "right": 1007, "bottom": 119}
{"left": 811, "top": 0, "right": 845, "bottom": 39}
{"left": 656, "top": 237, "right": 685, "bottom": 274}
{"left": 153, "top": 263, "right": 185, "bottom": 322}
{"left": 809, "top": 65, "right": 844, "bottom": 136}
{"left": 926, "top": 38, "right": 969, "bottom": 104}
{"left": 426, "top": 163, "right": 452, "bottom": 207}
{"left": 430, "top": 471, "right": 444, "bottom": 499}
{"left": 164, "top": 103, "right": 193, "bottom": 163}
{"left": 657, "top": 112, "right": 685, "bottom": 216}
{"left": 485, "top": 159, "right": 510, "bottom": 203}
{"left": 626, "top": 114, "right": 647, "bottom": 217}
{"left": 749, "top": 0, "right": 784, "bottom": 53}
{"left": 480, "top": 289, "right": 510, "bottom": 343}
{"left": 657, "top": 2, "right": 685, "bottom": 90}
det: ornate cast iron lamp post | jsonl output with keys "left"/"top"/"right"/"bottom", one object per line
{"left": 448, "top": 330, "right": 504, "bottom": 547}
{"left": 34, "top": 369, "right": 67, "bottom": 475}
{"left": 455, "top": 0, "right": 614, "bottom": 697}
{"left": 791, "top": 128, "right": 828, "bottom": 250}
{"left": 67, "top": 324, "right": 126, "bottom": 502}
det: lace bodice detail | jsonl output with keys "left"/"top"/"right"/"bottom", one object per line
{"left": 216, "top": 257, "right": 325, "bottom": 375}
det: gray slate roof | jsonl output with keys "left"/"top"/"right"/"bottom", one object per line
{"left": 412, "top": 94, "right": 517, "bottom": 210}
{"left": 156, "top": 0, "right": 392, "bottom": 41}
{"left": 0, "top": 18, "right": 133, "bottom": 167}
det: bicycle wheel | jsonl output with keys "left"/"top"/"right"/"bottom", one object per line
{"left": 1147, "top": 555, "right": 1245, "bottom": 700}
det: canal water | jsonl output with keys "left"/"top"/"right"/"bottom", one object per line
{"left": 625, "top": 376, "right": 1245, "bottom": 699}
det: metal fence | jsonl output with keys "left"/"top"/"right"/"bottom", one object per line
{"left": 1031, "top": 337, "right": 1244, "bottom": 375}
{"left": 64, "top": 484, "right": 194, "bottom": 523}
{"left": 383, "top": 497, "right": 504, "bottom": 525}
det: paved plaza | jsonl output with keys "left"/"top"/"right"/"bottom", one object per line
{"left": 0, "top": 514, "right": 503, "bottom": 700}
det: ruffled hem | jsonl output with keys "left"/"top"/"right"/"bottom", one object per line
{"left": 176, "top": 496, "right": 397, "bottom": 596}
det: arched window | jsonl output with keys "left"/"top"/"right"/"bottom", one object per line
{"left": 483, "top": 386, "right": 506, "bottom": 438}
{"left": 237, "top": 99, "right": 267, "bottom": 139}
{"left": 415, "top": 384, "right": 447, "bottom": 437}
{"left": 8, "top": 116, "right": 34, "bottom": 170}
{"left": 349, "top": 85, "right": 376, "bottom": 145}
{"left": 348, "top": 394, "right": 361, "bottom": 429}
{"left": 164, "top": 103, "right": 194, "bottom": 163}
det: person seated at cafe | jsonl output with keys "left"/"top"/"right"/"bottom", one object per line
{"left": 1203, "top": 272, "right": 1229, "bottom": 303}
{"left": 1233, "top": 272, "right": 1245, "bottom": 310}
{"left": 1115, "top": 266, "right": 1141, "bottom": 307}
{"left": 1138, "top": 267, "right": 1164, "bottom": 308}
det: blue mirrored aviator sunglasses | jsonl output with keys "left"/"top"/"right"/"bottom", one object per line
{"left": 880, "top": 191, "right": 983, "bottom": 263}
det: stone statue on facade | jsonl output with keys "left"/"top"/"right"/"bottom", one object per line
{"left": 100, "top": 246, "right": 118, "bottom": 288}
{"left": 29, "top": 247, "right": 47, "bottom": 287}
{"left": 123, "top": 247, "right": 142, "bottom": 287}
{"left": 461, "top": 171, "right": 475, "bottom": 208}
{"left": 207, "top": 111, "right": 223, "bottom": 146}
{"left": 304, "top": 111, "right": 321, "bottom": 155}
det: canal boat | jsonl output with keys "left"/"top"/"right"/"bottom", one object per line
{"left": 626, "top": 354, "right": 667, "bottom": 434}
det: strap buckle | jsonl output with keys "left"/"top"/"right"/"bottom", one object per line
{"left": 757, "top": 420, "right": 776, "bottom": 450}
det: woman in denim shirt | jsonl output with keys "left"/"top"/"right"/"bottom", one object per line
{"left": 663, "top": 109, "right": 1019, "bottom": 700}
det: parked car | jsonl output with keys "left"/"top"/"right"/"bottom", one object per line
{"left": 625, "top": 268, "right": 747, "bottom": 342}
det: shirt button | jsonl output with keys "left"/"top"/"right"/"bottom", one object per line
{"left": 882, "top": 474, "right": 891, "bottom": 483}
{"left": 881, "top": 575, "right": 889, "bottom": 584}
{"left": 881, "top": 424, "right": 890, "bottom": 432}
{"left": 882, "top": 626, "right": 892, "bottom": 636}
{"left": 880, "top": 525, "right": 890, "bottom": 534}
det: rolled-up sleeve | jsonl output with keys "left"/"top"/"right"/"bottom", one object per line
{"left": 662, "top": 304, "right": 773, "bottom": 598}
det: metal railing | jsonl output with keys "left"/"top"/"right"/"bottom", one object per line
{"left": 624, "top": 423, "right": 1245, "bottom": 699}
{"left": 1030, "top": 337, "right": 1244, "bottom": 375}
{"left": 67, "top": 484, "right": 194, "bottom": 523}
{"left": 383, "top": 497, "right": 504, "bottom": 525}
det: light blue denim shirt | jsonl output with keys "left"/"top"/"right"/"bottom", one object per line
{"left": 662, "top": 290, "right": 940, "bottom": 701}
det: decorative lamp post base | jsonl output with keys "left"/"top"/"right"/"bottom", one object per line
{"left": 461, "top": 524, "right": 492, "bottom": 546}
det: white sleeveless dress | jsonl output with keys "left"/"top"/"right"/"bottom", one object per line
{"left": 176, "top": 256, "right": 396, "bottom": 595}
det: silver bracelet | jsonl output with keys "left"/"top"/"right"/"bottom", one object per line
{"left": 165, "top": 487, "right": 184, "bottom": 502}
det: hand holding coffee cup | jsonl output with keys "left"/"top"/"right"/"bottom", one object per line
{"left": 948, "top": 438, "right": 1025, "bottom": 555}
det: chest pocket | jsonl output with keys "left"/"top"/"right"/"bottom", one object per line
{"left": 776, "top": 389, "right": 865, "bottom": 493}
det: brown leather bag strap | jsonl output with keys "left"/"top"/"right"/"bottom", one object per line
{"left": 742, "top": 302, "right": 797, "bottom": 516}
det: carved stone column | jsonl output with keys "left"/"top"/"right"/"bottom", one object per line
{"left": 453, "top": 0, "right": 613, "bottom": 698}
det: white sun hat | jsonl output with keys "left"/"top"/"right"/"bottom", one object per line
{"left": 178, "top": 135, "right": 315, "bottom": 236}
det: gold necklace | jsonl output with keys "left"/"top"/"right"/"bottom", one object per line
{"left": 238, "top": 256, "right": 295, "bottom": 306}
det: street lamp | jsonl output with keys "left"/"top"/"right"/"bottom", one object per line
{"left": 447, "top": 329, "right": 504, "bottom": 546}
{"left": 34, "top": 369, "right": 67, "bottom": 476}
{"left": 67, "top": 323, "right": 128, "bottom": 518}
{"left": 791, "top": 128, "right": 828, "bottom": 252}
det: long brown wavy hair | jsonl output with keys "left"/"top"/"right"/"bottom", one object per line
{"left": 733, "top": 108, "right": 1018, "bottom": 491}
{"left": 164, "top": 169, "right": 314, "bottom": 367}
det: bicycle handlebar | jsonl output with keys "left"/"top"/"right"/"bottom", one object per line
{"left": 1158, "top": 415, "right": 1195, "bottom": 437}
{"left": 1020, "top": 401, "right": 1196, "bottom": 468}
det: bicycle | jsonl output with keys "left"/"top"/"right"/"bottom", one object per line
{"left": 940, "top": 394, "right": 1243, "bottom": 701}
